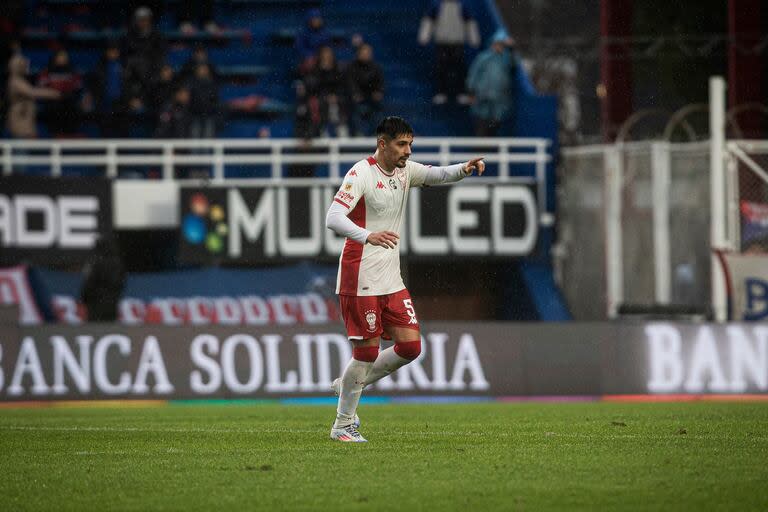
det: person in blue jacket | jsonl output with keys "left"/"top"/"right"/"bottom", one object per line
{"left": 295, "top": 8, "right": 332, "bottom": 67}
{"left": 466, "top": 30, "right": 519, "bottom": 137}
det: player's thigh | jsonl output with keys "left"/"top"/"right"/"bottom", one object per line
{"left": 383, "top": 325, "right": 421, "bottom": 343}
{"left": 339, "top": 294, "right": 384, "bottom": 341}
{"left": 381, "top": 289, "right": 420, "bottom": 340}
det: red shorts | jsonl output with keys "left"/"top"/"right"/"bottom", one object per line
{"left": 339, "top": 289, "right": 420, "bottom": 340}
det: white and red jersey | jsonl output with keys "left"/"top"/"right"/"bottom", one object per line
{"left": 328, "top": 156, "right": 466, "bottom": 296}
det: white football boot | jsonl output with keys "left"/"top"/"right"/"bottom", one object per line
{"left": 330, "top": 424, "right": 367, "bottom": 443}
{"left": 331, "top": 378, "right": 360, "bottom": 429}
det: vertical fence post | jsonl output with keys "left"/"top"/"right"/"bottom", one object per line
{"left": 605, "top": 145, "right": 624, "bottom": 318}
{"left": 2, "top": 143, "right": 11, "bottom": 175}
{"left": 499, "top": 142, "right": 509, "bottom": 180}
{"left": 709, "top": 76, "right": 727, "bottom": 322}
{"left": 726, "top": 148, "right": 741, "bottom": 251}
{"left": 439, "top": 141, "right": 450, "bottom": 166}
{"left": 163, "top": 143, "right": 173, "bottom": 180}
{"left": 329, "top": 140, "right": 340, "bottom": 179}
{"left": 271, "top": 143, "right": 282, "bottom": 179}
{"left": 535, "top": 140, "right": 547, "bottom": 214}
{"left": 51, "top": 143, "right": 62, "bottom": 177}
{"left": 651, "top": 142, "right": 671, "bottom": 304}
{"left": 106, "top": 143, "right": 117, "bottom": 178}
{"left": 214, "top": 143, "right": 224, "bottom": 182}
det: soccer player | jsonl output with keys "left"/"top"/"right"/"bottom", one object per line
{"left": 325, "top": 116, "right": 485, "bottom": 442}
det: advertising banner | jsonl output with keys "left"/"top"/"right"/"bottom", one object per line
{"left": 740, "top": 200, "right": 768, "bottom": 252}
{"left": 8, "top": 264, "right": 341, "bottom": 326}
{"left": 178, "top": 183, "right": 539, "bottom": 263}
{"left": 720, "top": 252, "right": 768, "bottom": 321}
{"left": 0, "top": 175, "right": 113, "bottom": 265}
{"left": 0, "top": 266, "right": 45, "bottom": 324}
{"left": 0, "top": 322, "right": 765, "bottom": 400}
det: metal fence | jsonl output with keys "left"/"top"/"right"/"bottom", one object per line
{"left": 0, "top": 137, "right": 550, "bottom": 183}
{"left": 559, "top": 141, "right": 713, "bottom": 320}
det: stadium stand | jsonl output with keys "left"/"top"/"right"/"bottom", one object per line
{"left": 9, "top": 0, "right": 554, "bottom": 141}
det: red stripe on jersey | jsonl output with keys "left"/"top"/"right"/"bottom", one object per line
{"left": 334, "top": 198, "right": 350, "bottom": 208}
{"left": 339, "top": 196, "right": 366, "bottom": 295}
{"left": 366, "top": 156, "right": 377, "bottom": 165}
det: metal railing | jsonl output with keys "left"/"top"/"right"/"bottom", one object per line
{"left": 1, "top": 136, "right": 550, "bottom": 180}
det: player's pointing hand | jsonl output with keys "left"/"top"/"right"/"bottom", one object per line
{"left": 366, "top": 231, "right": 399, "bottom": 249}
{"left": 464, "top": 157, "right": 486, "bottom": 176}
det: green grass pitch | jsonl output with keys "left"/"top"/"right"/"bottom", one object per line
{"left": 1, "top": 402, "right": 767, "bottom": 511}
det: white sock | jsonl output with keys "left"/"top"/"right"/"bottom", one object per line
{"left": 333, "top": 358, "right": 373, "bottom": 428}
{"left": 363, "top": 346, "right": 411, "bottom": 386}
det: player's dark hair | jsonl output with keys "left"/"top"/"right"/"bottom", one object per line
{"left": 376, "top": 116, "right": 413, "bottom": 141}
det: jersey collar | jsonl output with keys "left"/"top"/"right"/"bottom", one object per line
{"left": 368, "top": 156, "right": 396, "bottom": 177}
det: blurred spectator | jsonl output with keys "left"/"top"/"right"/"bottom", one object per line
{"left": 156, "top": 85, "right": 193, "bottom": 138}
{"left": 84, "top": 42, "right": 126, "bottom": 137}
{"left": 80, "top": 236, "right": 126, "bottom": 323}
{"left": 296, "top": 8, "right": 331, "bottom": 69}
{"left": 176, "top": 0, "right": 219, "bottom": 34}
{"left": 0, "top": 1, "right": 23, "bottom": 124}
{"left": 38, "top": 49, "right": 83, "bottom": 137}
{"left": 178, "top": 44, "right": 218, "bottom": 84}
{"left": 466, "top": 30, "right": 518, "bottom": 137}
{"left": 187, "top": 63, "right": 220, "bottom": 139}
{"left": 5, "top": 54, "right": 60, "bottom": 138}
{"left": 93, "top": 1, "right": 163, "bottom": 31}
{"left": 122, "top": 6, "right": 167, "bottom": 87}
{"left": 418, "top": 0, "right": 480, "bottom": 105}
{"left": 293, "top": 80, "right": 320, "bottom": 140}
{"left": 345, "top": 43, "right": 384, "bottom": 136}
{"left": 148, "top": 63, "right": 176, "bottom": 114}
{"left": 290, "top": 80, "right": 320, "bottom": 177}
{"left": 305, "top": 46, "right": 347, "bottom": 137}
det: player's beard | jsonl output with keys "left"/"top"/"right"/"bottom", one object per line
{"left": 396, "top": 157, "right": 408, "bottom": 168}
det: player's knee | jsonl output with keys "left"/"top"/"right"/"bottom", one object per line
{"left": 352, "top": 345, "right": 379, "bottom": 362}
{"left": 394, "top": 339, "right": 421, "bottom": 361}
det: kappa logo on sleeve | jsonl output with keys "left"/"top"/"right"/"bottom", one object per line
{"left": 348, "top": 169, "right": 357, "bottom": 177}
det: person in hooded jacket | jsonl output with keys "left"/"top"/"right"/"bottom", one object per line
{"left": 85, "top": 42, "right": 129, "bottom": 137}
{"left": 305, "top": 45, "right": 346, "bottom": 137}
{"left": 5, "top": 54, "right": 60, "bottom": 138}
{"left": 295, "top": 8, "right": 331, "bottom": 68}
{"left": 80, "top": 236, "right": 127, "bottom": 323}
{"left": 37, "top": 48, "right": 83, "bottom": 137}
{"left": 466, "top": 30, "right": 520, "bottom": 137}
{"left": 345, "top": 43, "right": 384, "bottom": 136}
{"left": 418, "top": 0, "right": 480, "bottom": 105}
{"left": 187, "top": 62, "right": 220, "bottom": 139}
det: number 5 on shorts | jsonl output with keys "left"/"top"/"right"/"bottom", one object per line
{"left": 403, "top": 299, "right": 418, "bottom": 324}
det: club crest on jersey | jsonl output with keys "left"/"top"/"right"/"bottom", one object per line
{"left": 376, "top": 181, "right": 385, "bottom": 189}
{"left": 364, "top": 310, "right": 377, "bottom": 332}
{"left": 389, "top": 178, "right": 397, "bottom": 189}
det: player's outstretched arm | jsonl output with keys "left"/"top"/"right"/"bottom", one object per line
{"left": 366, "top": 231, "right": 399, "bottom": 249}
{"left": 417, "top": 156, "right": 486, "bottom": 186}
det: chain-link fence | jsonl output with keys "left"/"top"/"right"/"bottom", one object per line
{"left": 669, "top": 144, "right": 711, "bottom": 306}
{"left": 557, "top": 147, "right": 607, "bottom": 320}
{"left": 728, "top": 141, "right": 768, "bottom": 253}
{"left": 558, "top": 141, "right": 714, "bottom": 320}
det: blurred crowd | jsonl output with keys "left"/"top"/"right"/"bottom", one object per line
{"left": 2, "top": 0, "right": 525, "bottom": 142}
{"left": 2, "top": 5, "right": 222, "bottom": 140}
{"left": 292, "top": 9, "right": 384, "bottom": 139}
